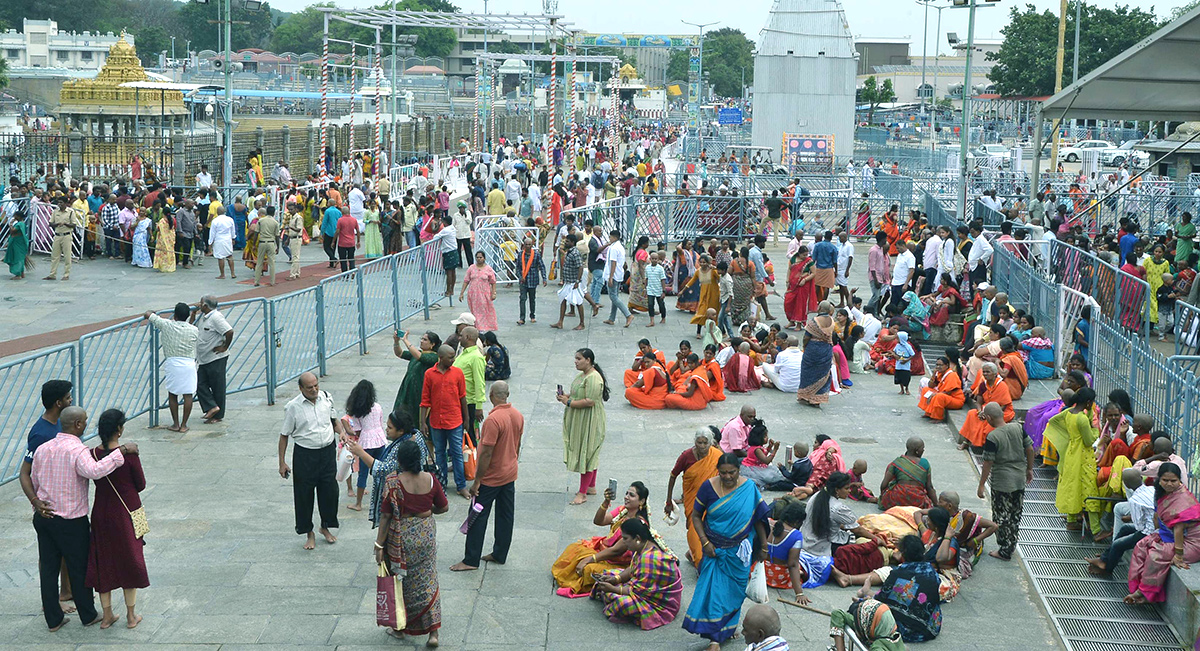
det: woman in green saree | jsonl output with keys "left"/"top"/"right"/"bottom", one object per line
{"left": 4, "top": 210, "right": 32, "bottom": 279}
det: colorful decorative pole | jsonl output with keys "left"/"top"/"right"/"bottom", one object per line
{"left": 319, "top": 13, "right": 329, "bottom": 176}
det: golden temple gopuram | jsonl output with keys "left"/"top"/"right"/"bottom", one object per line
{"left": 57, "top": 33, "right": 187, "bottom": 137}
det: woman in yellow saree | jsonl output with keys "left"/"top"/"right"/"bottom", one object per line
{"left": 551, "top": 481, "right": 668, "bottom": 597}
{"left": 1044, "top": 387, "right": 1105, "bottom": 536}
{"left": 665, "top": 428, "right": 722, "bottom": 566}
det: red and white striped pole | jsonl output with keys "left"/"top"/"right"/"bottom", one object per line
{"left": 349, "top": 49, "right": 356, "bottom": 166}
{"left": 490, "top": 61, "right": 498, "bottom": 149}
{"left": 549, "top": 36, "right": 557, "bottom": 166}
{"left": 609, "top": 68, "right": 618, "bottom": 156}
{"left": 374, "top": 64, "right": 382, "bottom": 180}
{"left": 319, "top": 13, "right": 329, "bottom": 177}
{"left": 567, "top": 50, "right": 576, "bottom": 176}
{"left": 473, "top": 57, "right": 481, "bottom": 151}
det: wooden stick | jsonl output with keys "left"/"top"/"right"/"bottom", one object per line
{"left": 777, "top": 596, "right": 831, "bottom": 617}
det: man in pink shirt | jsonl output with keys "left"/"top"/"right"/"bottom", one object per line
{"left": 719, "top": 404, "right": 757, "bottom": 457}
{"left": 335, "top": 208, "right": 359, "bottom": 272}
{"left": 867, "top": 231, "right": 892, "bottom": 312}
{"left": 29, "top": 406, "right": 137, "bottom": 630}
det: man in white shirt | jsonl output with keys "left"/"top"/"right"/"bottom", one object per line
{"left": 835, "top": 230, "right": 854, "bottom": 308}
{"left": 505, "top": 175, "right": 521, "bottom": 206}
{"left": 431, "top": 215, "right": 458, "bottom": 298}
{"left": 347, "top": 184, "right": 366, "bottom": 232}
{"left": 967, "top": 223, "right": 994, "bottom": 289}
{"left": 279, "top": 372, "right": 348, "bottom": 550}
{"left": 890, "top": 241, "right": 918, "bottom": 310}
{"left": 921, "top": 229, "right": 942, "bottom": 295}
{"left": 195, "top": 165, "right": 213, "bottom": 191}
{"left": 602, "top": 230, "right": 633, "bottom": 327}
{"left": 1089, "top": 468, "right": 1157, "bottom": 577}
{"left": 761, "top": 336, "right": 804, "bottom": 392}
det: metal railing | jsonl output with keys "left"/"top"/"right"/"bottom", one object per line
{"left": 0, "top": 239, "right": 450, "bottom": 486}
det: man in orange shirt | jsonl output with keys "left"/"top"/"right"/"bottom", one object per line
{"left": 421, "top": 345, "right": 469, "bottom": 498}
{"left": 451, "top": 381, "right": 523, "bottom": 571}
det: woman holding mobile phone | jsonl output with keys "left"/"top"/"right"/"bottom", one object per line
{"left": 559, "top": 348, "right": 610, "bottom": 506}
{"left": 551, "top": 481, "right": 668, "bottom": 598}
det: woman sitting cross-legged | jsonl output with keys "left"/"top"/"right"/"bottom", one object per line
{"left": 764, "top": 501, "right": 847, "bottom": 605}
{"left": 917, "top": 355, "right": 965, "bottom": 421}
{"left": 551, "top": 482, "right": 657, "bottom": 598}
{"left": 590, "top": 518, "right": 683, "bottom": 630}
{"left": 664, "top": 353, "right": 715, "bottom": 411}
{"left": 624, "top": 355, "right": 669, "bottom": 410}
{"left": 1125, "top": 463, "right": 1200, "bottom": 604}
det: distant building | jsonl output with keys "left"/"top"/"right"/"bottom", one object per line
{"left": 0, "top": 19, "right": 129, "bottom": 70}
{"left": 855, "top": 40, "right": 1002, "bottom": 106}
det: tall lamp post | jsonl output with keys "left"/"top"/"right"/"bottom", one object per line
{"left": 194, "top": 0, "right": 264, "bottom": 187}
{"left": 682, "top": 20, "right": 718, "bottom": 137}
{"left": 950, "top": 0, "right": 997, "bottom": 220}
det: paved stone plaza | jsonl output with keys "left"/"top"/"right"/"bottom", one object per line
{"left": 0, "top": 242, "right": 1064, "bottom": 650}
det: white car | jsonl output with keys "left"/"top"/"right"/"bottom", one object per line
{"left": 973, "top": 144, "right": 1010, "bottom": 159}
{"left": 1100, "top": 141, "right": 1152, "bottom": 168}
{"left": 1042, "top": 139, "right": 1116, "bottom": 163}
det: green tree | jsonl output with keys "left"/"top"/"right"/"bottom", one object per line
{"left": 134, "top": 25, "right": 170, "bottom": 66}
{"left": 176, "top": 0, "right": 277, "bottom": 52}
{"left": 0, "top": 56, "right": 9, "bottom": 90}
{"left": 859, "top": 76, "right": 896, "bottom": 123}
{"left": 1171, "top": 0, "right": 1200, "bottom": 20}
{"left": 490, "top": 40, "right": 527, "bottom": 55}
{"left": 987, "top": 2, "right": 1159, "bottom": 96}
{"left": 667, "top": 49, "right": 689, "bottom": 82}
{"left": 699, "top": 28, "right": 754, "bottom": 98}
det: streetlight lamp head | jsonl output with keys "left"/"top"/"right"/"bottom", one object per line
{"left": 243, "top": 0, "right": 263, "bottom": 11}
{"left": 947, "top": 32, "right": 959, "bottom": 45}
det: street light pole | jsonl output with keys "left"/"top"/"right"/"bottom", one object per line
{"left": 222, "top": 0, "right": 233, "bottom": 189}
{"left": 171, "top": 36, "right": 176, "bottom": 61}
{"left": 918, "top": 0, "right": 930, "bottom": 142}
{"left": 956, "top": 0, "right": 979, "bottom": 220}
{"left": 390, "top": 0, "right": 396, "bottom": 168}
{"left": 1072, "top": 0, "right": 1082, "bottom": 83}
{"left": 681, "top": 20, "right": 718, "bottom": 136}
{"left": 931, "top": 3, "right": 943, "bottom": 147}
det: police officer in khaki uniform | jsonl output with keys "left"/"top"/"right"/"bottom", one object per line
{"left": 44, "top": 196, "right": 77, "bottom": 281}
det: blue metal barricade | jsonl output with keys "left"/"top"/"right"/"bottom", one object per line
{"left": 78, "top": 317, "right": 158, "bottom": 427}
{"left": 420, "top": 240, "right": 450, "bottom": 315}
{"left": 0, "top": 344, "right": 77, "bottom": 484}
{"left": 359, "top": 256, "right": 399, "bottom": 338}
{"left": 269, "top": 286, "right": 322, "bottom": 389}
{"left": 1175, "top": 301, "right": 1200, "bottom": 357}
{"left": 395, "top": 246, "right": 429, "bottom": 322}
{"left": 319, "top": 269, "right": 363, "bottom": 358}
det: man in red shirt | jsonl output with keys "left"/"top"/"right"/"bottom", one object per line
{"left": 450, "top": 381, "right": 523, "bottom": 571}
{"left": 335, "top": 209, "right": 358, "bottom": 272}
{"left": 420, "top": 345, "right": 469, "bottom": 498}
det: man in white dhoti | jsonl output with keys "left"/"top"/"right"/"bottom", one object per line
{"left": 144, "top": 304, "right": 200, "bottom": 432}
{"left": 208, "top": 206, "right": 237, "bottom": 280}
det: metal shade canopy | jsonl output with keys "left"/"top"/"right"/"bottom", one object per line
{"left": 318, "top": 8, "right": 573, "bottom": 34}
{"left": 1040, "top": 3, "right": 1200, "bottom": 121}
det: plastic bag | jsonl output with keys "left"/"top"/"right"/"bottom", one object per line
{"left": 745, "top": 561, "right": 769, "bottom": 604}
{"left": 462, "top": 433, "right": 478, "bottom": 481}
{"left": 335, "top": 446, "right": 355, "bottom": 482}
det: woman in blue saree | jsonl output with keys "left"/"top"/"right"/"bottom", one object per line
{"left": 683, "top": 453, "right": 772, "bottom": 650}
{"left": 797, "top": 301, "right": 837, "bottom": 407}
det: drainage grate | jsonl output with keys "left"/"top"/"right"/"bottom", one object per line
{"left": 1059, "top": 618, "right": 1180, "bottom": 646}
{"left": 1022, "top": 514, "right": 1074, "bottom": 529}
{"left": 1024, "top": 500, "right": 1066, "bottom": 515}
{"left": 1029, "top": 478, "right": 1059, "bottom": 490}
{"left": 1026, "top": 488, "right": 1058, "bottom": 501}
{"left": 1028, "top": 560, "right": 1099, "bottom": 579}
{"left": 1019, "top": 528, "right": 1097, "bottom": 545}
{"left": 1020, "top": 544, "right": 1107, "bottom": 561}
{"left": 1045, "top": 597, "right": 1161, "bottom": 623}
{"left": 1035, "top": 576, "right": 1132, "bottom": 599}
{"left": 1068, "top": 642, "right": 1180, "bottom": 651}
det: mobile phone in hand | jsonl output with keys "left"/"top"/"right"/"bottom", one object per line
{"left": 557, "top": 384, "right": 564, "bottom": 396}
{"left": 785, "top": 447, "right": 794, "bottom": 464}
{"left": 608, "top": 478, "right": 618, "bottom": 497}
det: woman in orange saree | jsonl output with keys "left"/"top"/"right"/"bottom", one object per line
{"left": 665, "top": 429, "right": 722, "bottom": 566}
{"left": 917, "top": 356, "right": 965, "bottom": 421}
{"left": 701, "top": 345, "right": 726, "bottom": 402}
{"left": 625, "top": 358, "right": 670, "bottom": 410}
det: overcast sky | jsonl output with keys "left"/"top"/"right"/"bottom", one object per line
{"left": 270, "top": 0, "right": 1195, "bottom": 55}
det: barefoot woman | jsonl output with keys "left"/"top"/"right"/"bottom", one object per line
{"left": 1125, "top": 463, "right": 1200, "bottom": 604}
{"left": 559, "top": 348, "right": 609, "bottom": 505}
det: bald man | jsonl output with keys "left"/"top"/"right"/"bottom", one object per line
{"left": 977, "top": 401, "right": 1034, "bottom": 561}
{"left": 719, "top": 405, "right": 757, "bottom": 456}
{"left": 422, "top": 344, "right": 470, "bottom": 498}
{"left": 30, "top": 406, "right": 135, "bottom": 630}
{"left": 742, "top": 604, "right": 788, "bottom": 650}
{"left": 452, "top": 381, "right": 524, "bottom": 571}
{"left": 878, "top": 436, "right": 936, "bottom": 510}
{"left": 279, "top": 372, "right": 347, "bottom": 550}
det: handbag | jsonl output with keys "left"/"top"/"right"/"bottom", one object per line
{"left": 375, "top": 561, "right": 406, "bottom": 629}
{"left": 462, "top": 433, "right": 478, "bottom": 481}
{"left": 94, "top": 448, "right": 149, "bottom": 539}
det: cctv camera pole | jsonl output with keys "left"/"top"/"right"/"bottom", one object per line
{"left": 390, "top": 0, "right": 397, "bottom": 169}
{"left": 222, "top": 0, "right": 233, "bottom": 188}
{"left": 956, "top": 0, "right": 978, "bottom": 220}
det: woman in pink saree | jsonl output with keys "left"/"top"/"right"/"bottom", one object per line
{"left": 852, "top": 193, "right": 872, "bottom": 237}
{"left": 806, "top": 435, "right": 847, "bottom": 490}
{"left": 1125, "top": 463, "right": 1200, "bottom": 604}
